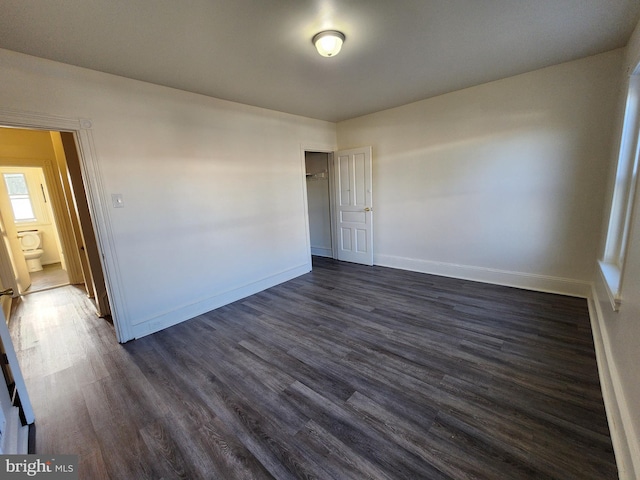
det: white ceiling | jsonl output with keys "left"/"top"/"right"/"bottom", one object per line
{"left": 1, "top": 1, "right": 639, "bottom": 122}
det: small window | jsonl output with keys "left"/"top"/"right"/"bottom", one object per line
{"left": 3, "top": 173, "right": 36, "bottom": 222}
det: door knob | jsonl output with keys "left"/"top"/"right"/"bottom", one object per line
{"left": 364, "top": 207, "right": 372, "bottom": 212}
{"left": 0, "top": 288, "right": 14, "bottom": 297}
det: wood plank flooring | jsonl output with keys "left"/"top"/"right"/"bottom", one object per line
{"left": 8, "top": 257, "right": 617, "bottom": 479}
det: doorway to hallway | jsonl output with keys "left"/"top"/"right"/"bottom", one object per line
{"left": 0, "top": 126, "right": 111, "bottom": 321}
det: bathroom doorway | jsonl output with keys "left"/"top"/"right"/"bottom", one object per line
{"left": 0, "top": 126, "right": 111, "bottom": 323}
{"left": 0, "top": 165, "right": 69, "bottom": 294}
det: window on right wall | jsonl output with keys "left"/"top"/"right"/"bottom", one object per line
{"left": 599, "top": 71, "right": 640, "bottom": 311}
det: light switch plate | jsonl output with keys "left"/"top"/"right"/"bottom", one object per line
{"left": 111, "top": 193, "right": 124, "bottom": 208}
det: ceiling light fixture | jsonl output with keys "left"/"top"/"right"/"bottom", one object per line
{"left": 312, "top": 30, "right": 345, "bottom": 57}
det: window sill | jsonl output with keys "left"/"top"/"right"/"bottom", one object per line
{"left": 598, "top": 260, "right": 622, "bottom": 312}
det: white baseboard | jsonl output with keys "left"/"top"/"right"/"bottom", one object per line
{"left": 588, "top": 284, "right": 639, "bottom": 480}
{"left": 374, "top": 254, "right": 591, "bottom": 297}
{"left": 311, "top": 246, "right": 332, "bottom": 257}
{"left": 130, "top": 263, "right": 311, "bottom": 340}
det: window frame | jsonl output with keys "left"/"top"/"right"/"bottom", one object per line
{"left": 2, "top": 172, "right": 37, "bottom": 223}
{"left": 1, "top": 167, "right": 50, "bottom": 227}
{"left": 599, "top": 71, "right": 640, "bottom": 311}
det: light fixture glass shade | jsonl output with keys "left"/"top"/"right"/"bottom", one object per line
{"left": 313, "top": 30, "right": 345, "bottom": 57}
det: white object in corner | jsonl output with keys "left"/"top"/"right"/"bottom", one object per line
{"left": 17, "top": 230, "right": 44, "bottom": 273}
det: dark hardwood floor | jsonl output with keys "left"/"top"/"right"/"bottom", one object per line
{"left": 8, "top": 257, "right": 617, "bottom": 479}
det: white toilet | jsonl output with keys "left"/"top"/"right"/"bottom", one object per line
{"left": 18, "top": 230, "right": 44, "bottom": 272}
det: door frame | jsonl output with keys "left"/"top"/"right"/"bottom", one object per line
{"left": 0, "top": 108, "right": 129, "bottom": 342}
{"left": 301, "top": 145, "right": 338, "bottom": 263}
{"left": 302, "top": 144, "right": 374, "bottom": 266}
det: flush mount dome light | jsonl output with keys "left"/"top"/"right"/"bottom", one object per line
{"left": 313, "top": 30, "right": 345, "bottom": 57}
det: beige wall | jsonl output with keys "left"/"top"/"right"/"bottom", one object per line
{"left": 337, "top": 50, "right": 622, "bottom": 295}
{"left": 0, "top": 48, "right": 336, "bottom": 340}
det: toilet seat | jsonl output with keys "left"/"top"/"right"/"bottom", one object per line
{"left": 18, "top": 231, "right": 41, "bottom": 250}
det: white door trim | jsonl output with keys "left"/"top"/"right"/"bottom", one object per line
{"left": 0, "top": 108, "right": 130, "bottom": 342}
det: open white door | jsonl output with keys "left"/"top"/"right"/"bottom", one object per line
{"left": 0, "top": 204, "right": 30, "bottom": 295}
{"left": 334, "top": 147, "right": 373, "bottom": 265}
